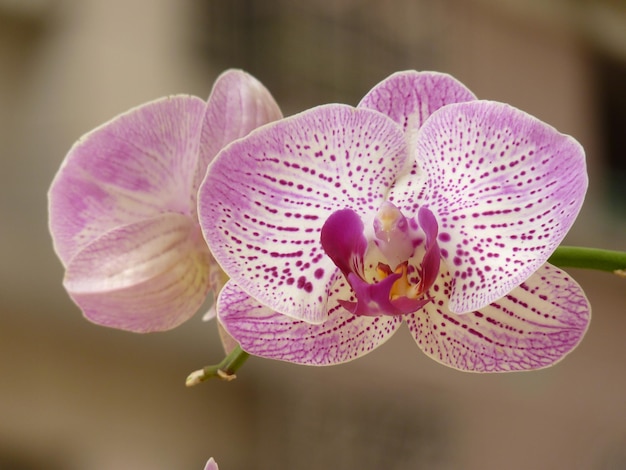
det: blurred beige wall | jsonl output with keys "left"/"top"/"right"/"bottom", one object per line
{"left": 1, "top": 0, "right": 625, "bottom": 469}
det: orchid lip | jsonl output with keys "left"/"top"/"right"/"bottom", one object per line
{"left": 320, "top": 204, "right": 441, "bottom": 317}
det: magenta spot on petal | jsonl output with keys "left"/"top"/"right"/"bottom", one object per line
{"left": 453, "top": 256, "right": 462, "bottom": 266}
{"left": 438, "top": 232, "right": 451, "bottom": 242}
{"left": 314, "top": 268, "right": 324, "bottom": 279}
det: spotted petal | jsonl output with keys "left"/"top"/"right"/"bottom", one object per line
{"left": 408, "top": 100, "right": 587, "bottom": 313}
{"left": 217, "top": 280, "right": 402, "bottom": 365}
{"left": 405, "top": 263, "right": 590, "bottom": 372}
{"left": 199, "top": 104, "right": 409, "bottom": 323}
{"left": 49, "top": 95, "right": 208, "bottom": 265}
{"left": 63, "top": 214, "right": 213, "bottom": 332}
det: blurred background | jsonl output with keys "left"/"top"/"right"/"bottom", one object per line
{"left": 1, "top": 0, "right": 625, "bottom": 468}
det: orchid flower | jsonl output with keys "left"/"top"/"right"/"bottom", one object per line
{"left": 199, "top": 71, "right": 591, "bottom": 372}
{"left": 204, "top": 458, "right": 218, "bottom": 470}
{"left": 48, "top": 69, "right": 282, "bottom": 332}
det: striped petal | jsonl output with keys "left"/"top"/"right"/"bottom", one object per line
{"left": 405, "top": 263, "right": 590, "bottom": 372}
{"left": 359, "top": 70, "right": 476, "bottom": 141}
{"left": 199, "top": 104, "right": 409, "bottom": 323}
{"left": 411, "top": 100, "right": 587, "bottom": 313}
{"left": 217, "top": 280, "right": 402, "bottom": 365}
{"left": 49, "top": 96, "right": 207, "bottom": 265}
{"left": 63, "top": 214, "right": 213, "bottom": 332}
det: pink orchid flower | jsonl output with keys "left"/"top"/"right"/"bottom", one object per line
{"left": 199, "top": 71, "right": 590, "bottom": 372}
{"left": 49, "top": 70, "right": 281, "bottom": 332}
{"left": 204, "top": 458, "right": 218, "bottom": 470}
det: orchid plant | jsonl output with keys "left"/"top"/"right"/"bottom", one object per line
{"left": 48, "top": 69, "right": 281, "bottom": 333}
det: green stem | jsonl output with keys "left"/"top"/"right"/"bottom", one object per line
{"left": 185, "top": 345, "right": 250, "bottom": 386}
{"left": 548, "top": 246, "right": 626, "bottom": 275}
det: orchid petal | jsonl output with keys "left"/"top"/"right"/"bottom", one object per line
{"left": 411, "top": 100, "right": 587, "bottom": 313}
{"left": 63, "top": 214, "right": 212, "bottom": 332}
{"left": 199, "top": 104, "right": 409, "bottom": 323}
{"left": 217, "top": 280, "right": 402, "bottom": 365}
{"left": 359, "top": 70, "right": 476, "bottom": 140}
{"left": 405, "top": 263, "right": 590, "bottom": 372}
{"left": 194, "top": 69, "right": 283, "bottom": 199}
{"left": 49, "top": 95, "right": 207, "bottom": 265}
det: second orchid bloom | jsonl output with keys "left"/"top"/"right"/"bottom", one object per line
{"left": 199, "top": 71, "right": 590, "bottom": 372}
{"left": 49, "top": 70, "right": 282, "bottom": 332}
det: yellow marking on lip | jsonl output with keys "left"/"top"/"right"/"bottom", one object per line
{"left": 377, "top": 262, "right": 420, "bottom": 301}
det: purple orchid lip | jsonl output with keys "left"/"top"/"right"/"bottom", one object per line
{"left": 320, "top": 204, "right": 440, "bottom": 317}
{"left": 320, "top": 208, "right": 367, "bottom": 280}
{"left": 201, "top": 70, "right": 590, "bottom": 372}
{"left": 49, "top": 69, "right": 282, "bottom": 332}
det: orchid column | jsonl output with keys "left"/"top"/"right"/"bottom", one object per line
{"left": 199, "top": 71, "right": 591, "bottom": 372}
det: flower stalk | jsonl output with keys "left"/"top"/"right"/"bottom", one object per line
{"left": 549, "top": 246, "right": 626, "bottom": 276}
{"left": 186, "top": 345, "right": 250, "bottom": 386}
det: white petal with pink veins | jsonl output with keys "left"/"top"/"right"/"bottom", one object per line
{"left": 217, "top": 280, "right": 402, "bottom": 365}
{"left": 359, "top": 70, "right": 476, "bottom": 140}
{"left": 405, "top": 263, "right": 590, "bottom": 372}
